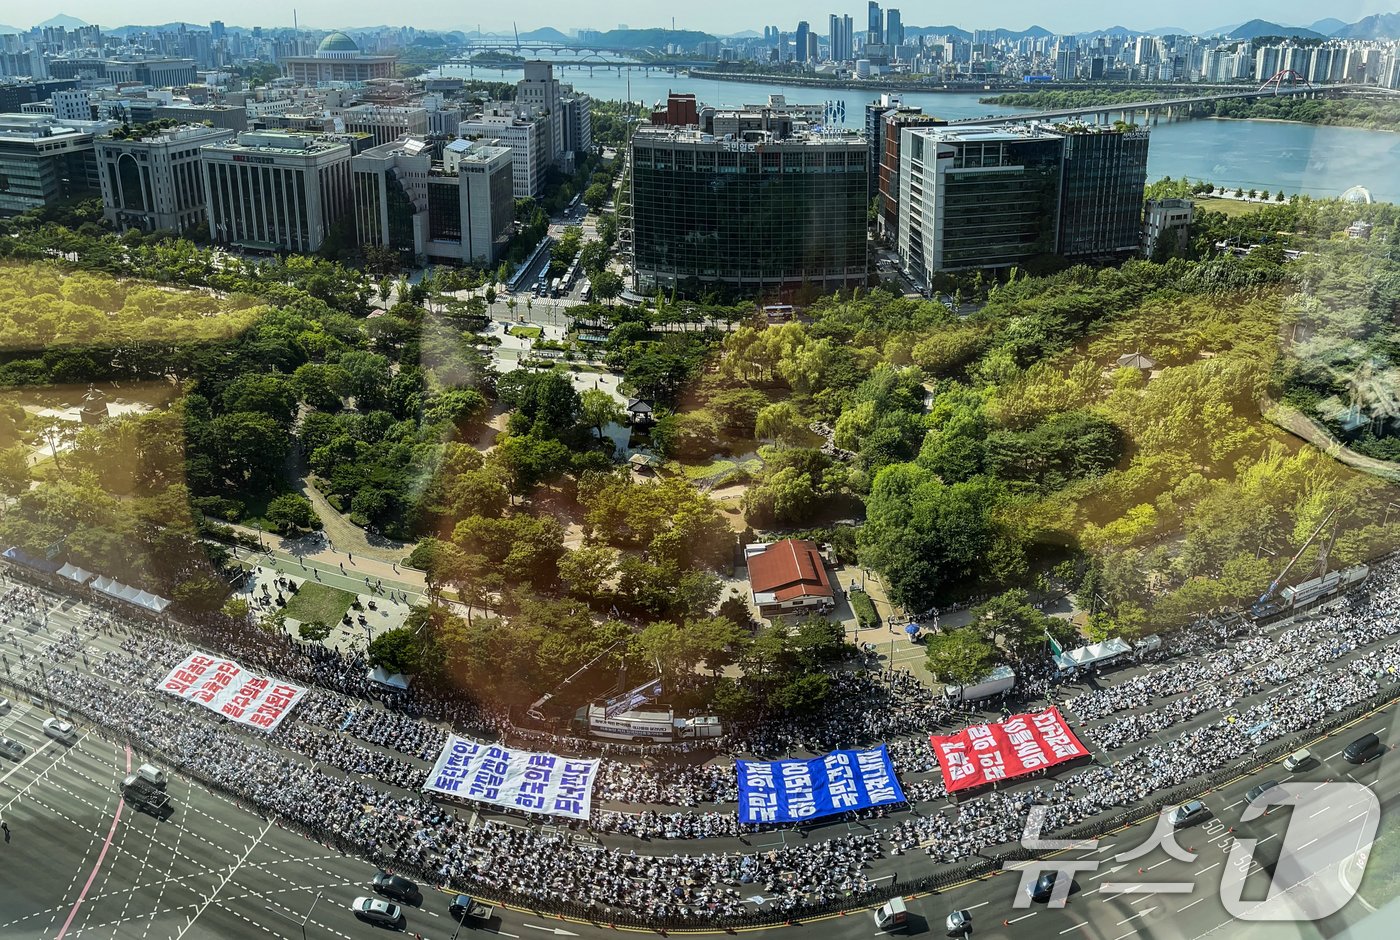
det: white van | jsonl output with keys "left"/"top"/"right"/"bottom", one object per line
{"left": 874, "top": 897, "right": 908, "bottom": 931}
{"left": 42, "top": 717, "right": 77, "bottom": 745}
{"left": 136, "top": 763, "right": 167, "bottom": 789}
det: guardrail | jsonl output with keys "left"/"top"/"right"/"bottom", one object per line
{"left": 4, "top": 663, "right": 1397, "bottom": 933}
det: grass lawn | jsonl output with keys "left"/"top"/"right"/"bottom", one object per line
{"left": 282, "top": 582, "right": 357, "bottom": 625}
{"left": 510, "top": 325, "right": 543, "bottom": 339}
{"left": 676, "top": 456, "right": 764, "bottom": 486}
{"left": 1196, "top": 197, "right": 1277, "bottom": 218}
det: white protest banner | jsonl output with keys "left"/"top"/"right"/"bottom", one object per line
{"left": 158, "top": 651, "right": 306, "bottom": 732}
{"left": 424, "top": 734, "right": 599, "bottom": 820}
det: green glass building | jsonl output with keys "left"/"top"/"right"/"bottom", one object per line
{"left": 629, "top": 126, "right": 869, "bottom": 297}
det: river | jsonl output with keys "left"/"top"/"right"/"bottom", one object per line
{"left": 441, "top": 64, "right": 1400, "bottom": 203}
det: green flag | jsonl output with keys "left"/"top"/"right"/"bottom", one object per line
{"left": 1046, "top": 629, "right": 1064, "bottom": 657}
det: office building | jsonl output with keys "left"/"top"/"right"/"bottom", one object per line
{"left": 51, "top": 90, "right": 92, "bottom": 122}
{"left": 885, "top": 9, "right": 903, "bottom": 48}
{"left": 459, "top": 108, "right": 546, "bottom": 198}
{"left": 1057, "top": 128, "right": 1150, "bottom": 261}
{"left": 152, "top": 103, "right": 247, "bottom": 132}
{"left": 878, "top": 111, "right": 945, "bottom": 238}
{"left": 865, "top": 94, "right": 915, "bottom": 198}
{"left": 352, "top": 136, "right": 514, "bottom": 265}
{"left": 628, "top": 118, "right": 868, "bottom": 296}
{"left": 651, "top": 93, "right": 699, "bottom": 126}
{"left": 281, "top": 32, "right": 396, "bottom": 84}
{"left": 829, "top": 14, "right": 854, "bottom": 62}
{"left": 47, "top": 58, "right": 199, "bottom": 87}
{"left": 1142, "top": 198, "right": 1194, "bottom": 257}
{"left": 516, "top": 61, "right": 563, "bottom": 162}
{"left": 97, "top": 123, "right": 236, "bottom": 233}
{"left": 335, "top": 105, "right": 429, "bottom": 146}
{"left": 560, "top": 91, "right": 593, "bottom": 157}
{"left": 200, "top": 130, "right": 353, "bottom": 252}
{"left": 0, "top": 112, "right": 100, "bottom": 215}
{"left": 867, "top": 1, "right": 883, "bottom": 44}
{"left": 896, "top": 122, "right": 1149, "bottom": 278}
{"left": 795, "top": 22, "right": 811, "bottom": 64}
{"left": 0, "top": 81, "right": 79, "bottom": 115}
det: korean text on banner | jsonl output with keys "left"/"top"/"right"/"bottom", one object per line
{"left": 424, "top": 734, "right": 600, "bottom": 821}
{"left": 158, "top": 651, "right": 306, "bottom": 732}
{"left": 929, "top": 706, "right": 1089, "bottom": 794}
{"left": 736, "top": 746, "right": 905, "bottom": 825}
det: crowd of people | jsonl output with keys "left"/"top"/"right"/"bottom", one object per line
{"left": 4, "top": 557, "right": 1400, "bottom": 920}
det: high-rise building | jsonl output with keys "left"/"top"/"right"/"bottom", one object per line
{"left": 96, "top": 123, "right": 236, "bottom": 233}
{"left": 864, "top": 94, "right": 912, "bottom": 198}
{"left": 200, "top": 131, "right": 353, "bottom": 252}
{"left": 628, "top": 116, "right": 868, "bottom": 296}
{"left": 352, "top": 136, "right": 515, "bottom": 265}
{"left": 878, "top": 111, "right": 945, "bottom": 238}
{"left": 459, "top": 108, "right": 547, "bottom": 198}
{"left": 867, "top": 1, "right": 883, "bottom": 44}
{"left": 0, "top": 112, "right": 100, "bottom": 216}
{"left": 885, "top": 9, "right": 903, "bottom": 48}
{"left": 334, "top": 105, "right": 429, "bottom": 146}
{"left": 795, "top": 22, "right": 810, "bottom": 64}
{"left": 516, "top": 61, "right": 564, "bottom": 162}
{"left": 560, "top": 90, "right": 593, "bottom": 157}
{"left": 896, "top": 122, "right": 1149, "bottom": 278}
{"left": 827, "top": 14, "right": 855, "bottom": 62}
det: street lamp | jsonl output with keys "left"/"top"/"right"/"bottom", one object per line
{"left": 264, "top": 891, "right": 320, "bottom": 940}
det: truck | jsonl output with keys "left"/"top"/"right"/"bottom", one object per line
{"left": 448, "top": 894, "right": 494, "bottom": 926}
{"left": 135, "top": 763, "right": 167, "bottom": 789}
{"left": 873, "top": 896, "right": 907, "bottom": 931}
{"left": 943, "top": 664, "right": 1016, "bottom": 704}
{"left": 578, "top": 704, "right": 724, "bottom": 744}
{"left": 122, "top": 773, "right": 170, "bottom": 815}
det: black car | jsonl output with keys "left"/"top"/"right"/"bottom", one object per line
{"left": 1344, "top": 733, "right": 1383, "bottom": 764}
{"left": 373, "top": 870, "right": 419, "bottom": 903}
{"left": 1026, "top": 870, "right": 1058, "bottom": 902}
{"left": 1246, "top": 780, "right": 1280, "bottom": 805}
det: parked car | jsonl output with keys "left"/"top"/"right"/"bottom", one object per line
{"left": 945, "top": 909, "right": 973, "bottom": 936}
{"left": 0, "top": 737, "right": 26, "bottom": 761}
{"left": 1283, "top": 749, "right": 1313, "bottom": 772}
{"left": 1026, "top": 870, "right": 1058, "bottom": 902}
{"left": 42, "top": 717, "right": 77, "bottom": 745}
{"left": 1344, "top": 733, "right": 1383, "bottom": 764}
{"left": 0, "top": 696, "right": 11, "bottom": 715}
{"left": 350, "top": 896, "right": 403, "bottom": 927}
{"left": 1169, "top": 799, "right": 1211, "bottom": 828}
{"left": 372, "top": 871, "right": 419, "bottom": 903}
{"left": 1246, "top": 780, "right": 1280, "bottom": 804}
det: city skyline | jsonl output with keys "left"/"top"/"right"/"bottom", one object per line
{"left": 6, "top": 0, "right": 1400, "bottom": 37}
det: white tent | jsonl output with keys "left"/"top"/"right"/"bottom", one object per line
{"left": 1054, "top": 637, "right": 1133, "bottom": 672}
{"left": 367, "top": 666, "right": 412, "bottom": 690}
{"left": 56, "top": 563, "right": 93, "bottom": 584}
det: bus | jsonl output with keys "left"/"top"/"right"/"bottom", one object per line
{"left": 550, "top": 277, "right": 562, "bottom": 297}
{"left": 579, "top": 280, "right": 592, "bottom": 303}
{"left": 763, "top": 304, "right": 795, "bottom": 321}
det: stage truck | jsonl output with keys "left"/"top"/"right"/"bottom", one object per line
{"left": 576, "top": 704, "right": 724, "bottom": 744}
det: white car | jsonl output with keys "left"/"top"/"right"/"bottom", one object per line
{"left": 42, "top": 717, "right": 77, "bottom": 744}
{"left": 0, "top": 697, "right": 11, "bottom": 715}
{"left": 351, "top": 896, "right": 403, "bottom": 927}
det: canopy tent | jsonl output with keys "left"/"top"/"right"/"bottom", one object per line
{"left": 2, "top": 546, "right": 60, "bottom": 574}
{"left": 56, "top": 563, "right": 94, "bottom": 584}
{"left": 91, "top": 576, "right": 170, "bottom": 613}
{"left": 367, "top": 666, "right": 412, "bottom": 690}
{"left": 1053, "top": 637, "right": 1133, "bottom": 672}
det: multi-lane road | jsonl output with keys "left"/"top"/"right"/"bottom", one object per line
{"left": 2, "top": 576, "right": 1400, "bottom": 940}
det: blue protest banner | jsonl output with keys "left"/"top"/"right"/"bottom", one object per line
{"left": 736, "top": 746, "right": 905, "bottom": 824}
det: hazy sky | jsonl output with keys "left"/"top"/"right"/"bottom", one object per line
{"left": 11, "top": 1, "right": 1400, "bottom": 35}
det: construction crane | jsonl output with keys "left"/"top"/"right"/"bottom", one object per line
{"left": 525, "top": 637, "right": 628, "bottom": 720}
{"left": 1252, "top": 508, "right": 1338, "bottom": 615}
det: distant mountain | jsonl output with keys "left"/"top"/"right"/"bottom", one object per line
{"left": 724, "top": 30, "right": 761, "bottom": 39}
{"left": 36, "top": 14, "right": 89, "bottom": 28}
{"left": 590, "top": 28, "right": 716, "bottom": 50}
{"left": 517, "top": 26, "right": 571, "bottom": 42}
{"left": 1228, "top": 18, "right": 1323, "bottom": 39}
{"left": 107, "top": 22, "right": 205, "bottom": 36}
{"left": 1332, "top": 13, "right": 1400, "bottom": 40}
{"left": 1309, "top": 17, "right": 1348, "bottom": 34}
{"left": 1144, "top": 26, "right": 1192, "bottom": 36}
{"left": 0, "top": 23, "right": 23, "bottom": 34}
{"left": 905, "top": 25, "right": 972, "bottom": 41}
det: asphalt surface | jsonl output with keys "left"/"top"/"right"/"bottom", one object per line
{"left": 0, "top": 578, "right": 1398, "bottom": 940}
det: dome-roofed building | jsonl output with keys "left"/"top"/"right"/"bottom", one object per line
{"left": 316, "top": 31, "right": 362, "bottom": 57}
{"left": 1341, "top": 185, "right": 1373, "bottom": 205}
{"left": 283, "top": 31, "right": 396, "bottom": 84}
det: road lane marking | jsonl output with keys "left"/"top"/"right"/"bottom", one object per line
{"left": 1117, "top": 908, "right": 1156, "bottom": 925}
{"left": 1259, "top": 834, "right": 1279, "bottom": 845}
{"left": 1008, "top": 913, "right": 1038, "bottom": 923}
{"left": 1195, "top": 862, "right": 1221, "bottom": 876}
{"left": 965, "top": 901, "right": 990, "bottom": 910}
{"left": 1091, "top": 865, "right": 1126, "bottom": 880}
{"left": 1060, "top": 923, "right": 1089, "bottom": 934}
{"left": 1310, "top": 806, "right": 1332, "bottom": 818}
{"left": 1178, "top": 897, "right": 1207, "bottom": 912}
{"left": 1223, "top": 800, "right": 1243, "bottom": 810}
{"left": 54, "top": 744, "right": 129, "bottom": 939}
{"left": 1146, "top": 859, "right": 1171, "bottom": 871}
{"left": 0, "top": 736, "right": 54, "bottom": 785}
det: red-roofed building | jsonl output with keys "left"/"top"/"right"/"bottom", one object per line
{"left": 745, "top": 539, "right": 835, "bottom": 618}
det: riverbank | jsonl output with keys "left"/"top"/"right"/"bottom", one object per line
{"left": 1203, "top": 113, "right": 1400, "bottom": 134}
{"left": 690, "top": 69, "right": 998, "bottom": 94}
